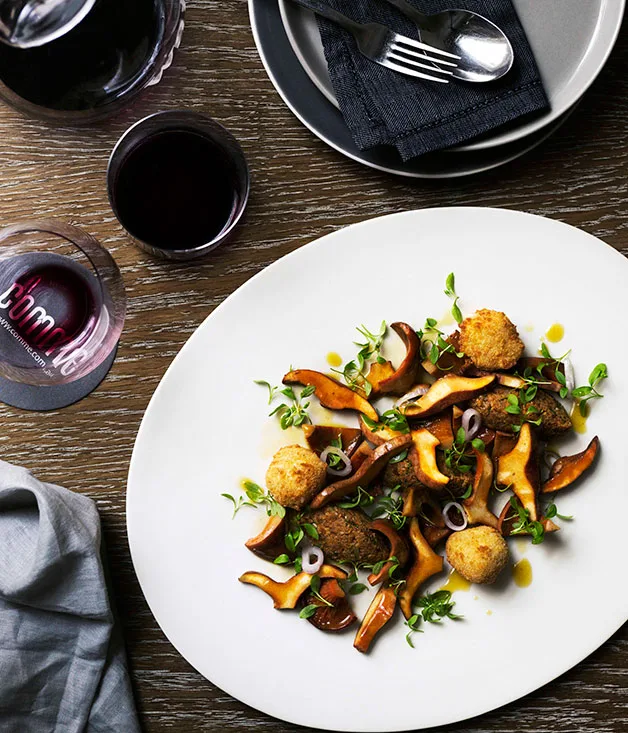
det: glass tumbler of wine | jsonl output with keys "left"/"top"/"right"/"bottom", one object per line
{"left": 0, "top": 220, "right": 126, "bottom": 410}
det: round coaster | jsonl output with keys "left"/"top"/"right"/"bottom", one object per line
{"left": 0, "top": 344, "right": 118, "bottom": 411}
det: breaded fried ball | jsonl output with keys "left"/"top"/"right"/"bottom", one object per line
{"left": 459, "top": 309, "right": 524, "bottom": 371}
{"left": 446, "top": 526, "right": 509, "bottom": 584}
{"left": 265, "top": 445, "right": 327, "bottom": 510}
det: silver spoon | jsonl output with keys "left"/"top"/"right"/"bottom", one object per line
{"left": 382, "top": 1, "right": 514, "bottom": 82}
{"left": 0, "top": 0, "right": 96, "bottom": 48}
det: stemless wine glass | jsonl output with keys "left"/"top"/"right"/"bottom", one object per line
{"left": 0, "top": 220, "right": 125, "bottom": 387}
{"left": 0, "top": 0, "right": 185, "bottom": 123}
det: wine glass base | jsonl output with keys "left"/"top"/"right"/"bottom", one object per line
{"left": 0, "top": 344, "right": 118, "bottom": 411}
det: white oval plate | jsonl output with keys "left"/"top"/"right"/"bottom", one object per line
{"left": 128, "top": 208, "right": 628, "bottom": 732}
{"left": 280, "top": 0, "right": 625, "bottom": 152}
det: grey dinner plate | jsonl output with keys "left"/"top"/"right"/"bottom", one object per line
{"left": 249, "top": 0, "right": 578, "bottom": 178}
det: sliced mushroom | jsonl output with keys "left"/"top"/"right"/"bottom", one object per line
{"left": 353, "top": 586, "right": 397, "bottom": 653}
{"left": 368, "top": 322, "right": 421, "bottom": 396}
{"left": 496, "top": 423, "right": 540, "bottom": 521}
{"left": 283, "top": 369, "right": 378, "bottom": 422}
{"left": 367, "top": 519, "right": 409, "bottom": 586}
{"left": 310, "top": 434, "right": 413, "bottom": 509}
{"left": 348, "top": 441, "right": 375, "bottom": 475}
{"left": 423, "top": 525, "right": 452, "bottom": 548}
{"left": 402, "top": 485, "right": 427, "bottom": 517}
{"left": 239, "top": 565, "right": 347, "bottom": 609}
{"left": 366, "top": 360, "right": 395, "bottom": 393}
{"left": 452, "top": 404, "right": 464, "bottom": 436}
{"left": 408, "top": 429, "right": 449, "bottom": 491}
{"left": 422, "top": 411, "right": 455, "bottom": 450}
{"left": 359, "top": 415, "right": 402, "bottom": 446}
{"left": 492, "top": 431, "right": 518, "bottom": 459}
{"left": 400, "top": 375, "right": 495, "bottom": 419}
{"left": 498, "top": 501, "right": 560, "bottom": 537}
{"left": 398, "top": 518, "right": 444, "bottom": 619}
{"left": 394, "top": 383, "right": 431, "bottom": 410}
{"left": 245, "top": 515, "right": 287, "bottom": 561}
{"left": 542, "top": 436, "right": 599, "bottom": 494}
{"left": 463, "top": 448, "right": 500, "bottom": 529}
{"left": 303, "top": 425, "right": 363, "bottom": 456}
{"left": 301, "top": 578, "right": 357, "bottom": 632}
{"left": 496, "top": 373, "right": 526, "bottom": 389}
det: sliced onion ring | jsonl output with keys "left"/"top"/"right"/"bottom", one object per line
{"left": 442, "top": 502, "right": 468, "bottom": 532}
{"left": 461, "top": 408, "right": 482, "bottom": 442}
{"left": 302, "top": 545, "right": 324, "bottom": 574}
{"left": 320, "top": 446, "right": 352, "bottom": 477}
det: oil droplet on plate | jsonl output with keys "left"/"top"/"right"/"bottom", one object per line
{"left": 326, "top": 352, "right": 342, "bottom": 368}
{"left": 473, "top": 595, "right": 479, "bottom": 601}
{"left": 524, "top": 323, "right": 534, "bottom": 333}
{"left": 486, "top": 609, "right": 493, "bottom": 616}
{"left": 512, "top": 558, "right": 533, "bottom": 588}
{"left": 545, "top": 323, "right": 564, "bottom": 343}
{"left": 258, "top": 425, "right": 307, "bottom": 460}
{"left": 570, "top": 402, "right": 588, "bottom": 434}
{"left": 514, "top": 537, "right": 528, "bottom": 555}
{"left": 440, "top": 569, "right": 471, "bottom": 593}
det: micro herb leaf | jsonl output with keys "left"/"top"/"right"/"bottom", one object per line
{"left": 254, "top": 379, "right": 279, "bottom": 405}
{"left": 389, "top": 449, "right": 409, "bottom": 465}
{"left": 380, "top": 408, "right": 410, "bottom": 434}
{"left": 299, "top": 604, "right": 319, "bottom": 620}
{"left": 221, "top": 493, "right": 256, "bottom": 518}
{"left": 404, "top": 613, "right": 423, "bottom": 648}
{"left": 444, "top": 272, "right": 463, "bottom": 325}
{"left": 416, "top": 590, "right": 461, "bottom": 624}
{"left": 268, "top": 380, "right": 314, "bottom": 430}
{"left": 443, "top": 428, "right": 479, "bottom": 475}
{"left": 370, "top": 488, "right": 407, "bottom": 531}
{"left": 572, "top": 363, "right": 608, "bottom": 416}
{"left": 241, "top": 480, "right": 286, "bottom": 518}
{"left": 273, "top": 554, "right": 291, "bottom": 564}
{"left": 338, "top": 485, "right": 374, "bottom": 510}
{"left": 460, "top": 484, "right": 473, "bottom": 500}
{"left": 303, "top": 523, "right": 319, "bottom": 540}
{"left": 335, "top": 322, "right": 388, "bottom": 395}
{"left": 544, "top": 502, "right": 573, "bottom": 521}
{"left": 310, "top": 574, "right": 321, "bottom": 595}
{"left": 508, "top": 496, "right": 545, "bottom": 544}
{"left": 349, "top": 583, "right": 368, "bottom": 595}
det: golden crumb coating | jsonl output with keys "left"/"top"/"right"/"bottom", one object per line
{"left": 265, "top": 445, "right": 327, "bottom": 510}
{"left": 446, "top": 526, "right": 509, "bottom": 584}
{"left": 459, "top": 309, "right": 524, "bottom": 371}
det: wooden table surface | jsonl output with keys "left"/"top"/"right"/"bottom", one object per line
{"left": 0, "top": 2, "right": 626, "bottom": 731}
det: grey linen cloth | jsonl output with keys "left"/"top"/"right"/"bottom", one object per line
{"left": 294, "top": 0, "right": 549, "bottom": 160}
{"left": 0, "top": 460, "right": 140, "bottom": 733}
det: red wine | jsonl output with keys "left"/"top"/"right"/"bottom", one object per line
{"left": 112, "top": 130, "right": 239, "bottom": 250}
{"left": 0, "top": 254, "right": 100, "bottom": 371}
{"left": 0, "top": 0, "right": 164, "bottom": 111}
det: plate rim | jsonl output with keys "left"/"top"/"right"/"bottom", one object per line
{"left": 128, "top": 207, "right": 628, "bottom": 732}
{"left": 277, "top": 0, "right": 626, "bottom": 152}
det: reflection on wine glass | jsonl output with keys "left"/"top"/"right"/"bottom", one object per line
{"left": 0, "top": 220, "right": 125, "bottom": 388}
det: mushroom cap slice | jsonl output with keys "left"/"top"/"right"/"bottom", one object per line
{"left": 463, "top": 448, "right": 500, "bottom": 529}
{"left": 496, "top": 422, "right": 540, "bottom": 522}
{"left": 353, "top": 586, "right": 398, "bottom": 653}
{"left": 301, "top": 578, "right": 357, "bottom": 632}
{"left": 368, "top": 322, "right": 421, "bottom": 396}
{"left": 245, "top": 515, "right": 286, "bottom": 561}
{"left": 398, "top": 518, "right": 444, "bottom": 619}
{"left": 408, "top": 428, "right": 449, "bottom": 491}
{"left": 498, "top": 501, "right": 560, "bottom": 537}
{"left": 359, "top": 415, "right": 402, "bottom": 446}
{"left": 400, "top": 375, "right": 495, "bottom": 419}
{"left": 283, "top": 369, "right": 378, "bottom": 422}
{"left": 542, "top": 436, "right": 599, "bottom": 493}
{"left": 239, "top": 565, "right": 347, "bottom": 609}
{"left": 310, "top": 434, "right": 412, "bottom": 509}
{"left": 367, "top": 519, "right": 409, "bottom": 586}
{"left": 303, "top": 425, "right": 363, "bottom": 456}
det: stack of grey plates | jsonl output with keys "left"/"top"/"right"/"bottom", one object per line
{"left": 249, "top": 0, "right": 624, "bottom": 178}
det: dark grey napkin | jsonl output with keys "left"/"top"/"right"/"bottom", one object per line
{"left": 294, "top": 0, "right": 549, "bottom": 160}
{"left": 0, "top": 460, "right": 141, "bottom": 733}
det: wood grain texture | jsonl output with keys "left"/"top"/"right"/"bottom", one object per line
{"left": 0, "top": 2, "right": 626, "bottom": 731}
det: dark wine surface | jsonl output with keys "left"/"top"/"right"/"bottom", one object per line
{"left": 0, "top": 0, "right": 164, "bottom": 110}
{"left": 0, "top": 254, "right": 99, "bottom": 369}
{"left": 113, "top": 130, "right": 238, "bottom": 250}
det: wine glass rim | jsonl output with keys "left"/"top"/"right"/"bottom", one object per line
{"left": 107, "top": 109, "right": 251, "bottom": 258}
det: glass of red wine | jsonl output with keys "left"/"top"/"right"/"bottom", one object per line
{"left": 0, "top": 220, "right": 125, "bottom": 389}
{"left": 0, "top": 0, "right": 185, "bottom": 122}
{"left": 107, "top": 110, "right": 250, "bottom": 260}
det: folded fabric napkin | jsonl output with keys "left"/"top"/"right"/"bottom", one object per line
{"left": 0, "top": 460, "right": 140, "bottom": 733}
{"left": 293, "top": 0, "right": 549, "bottom": 160}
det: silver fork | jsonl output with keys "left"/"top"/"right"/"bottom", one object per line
{"left": 290, "top": 0, "right": 460, "bottom": 83}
